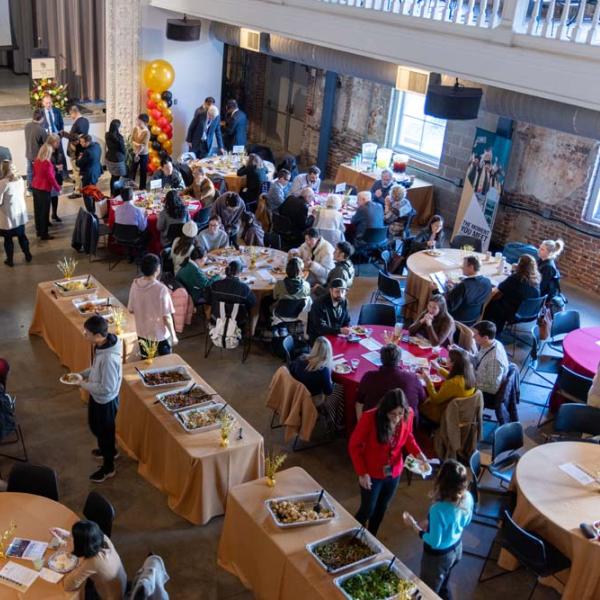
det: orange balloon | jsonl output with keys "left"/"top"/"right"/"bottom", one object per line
{"left": 143, "top": 59, "right": 175, "bottom": 92}
{"left": 163, "top": 140, "right": 173, "bottom": 153}
{"left": 158, "top": 100, "right": 168, "bottom": 111}
{"left": 148, "top": 118, "right": 156, "bottom": 128}
{"left": 157, "top": 132, "right": 168, "bottom": 144}
{"left": 151, "top": 125, "right": 161, "bottom": 137}
{"left": 166, "top": 114, "right": 173, "bottom": 123}
{"left": 150, "top": 156, "right": 161, "bottom": 168}
{"left": 151, "top": 91, "right": 161, "bottom": 103}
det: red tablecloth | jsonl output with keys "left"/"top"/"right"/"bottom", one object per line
{"left": 107, "top": 198, "right": 202, "bottom": 255}
{"left": 326, "top": 325, "right": 447, "bottom": 434}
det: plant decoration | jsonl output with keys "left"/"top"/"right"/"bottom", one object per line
{"left": 112, "top": 307, "right": 126, "bottom": 336}
{"left": 57, "top": 257, "right": 78, "bottom": 279}
{"left": 0, "top": 521, "right": 17, "bottom": 559}
{"left": 248, "top": 246, "right": 259, "bottom": 269}
{"left": 461, "top": 244, "right": 475, "bottom": 253}
{"left": 265, "top": 452, "right": 287, "bottom": 487}
{"left": 218, "top": 411, "right": 235, "bottom": 448}
{"left": 30, "top": 78, "right": 68, "bottom": 112}
{"left": 139, "top": 339, "right": 159, "bottom": 364}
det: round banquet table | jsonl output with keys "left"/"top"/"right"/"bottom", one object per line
{"left": 196, "top": 157, "right": 275, "bottom": 194}
{"left": 0, "top": 493, "right": 80, "bottom": 599}
{"left": 405, "top": 249, "right": 504, "bottom": 319}
{"left": 562, "top": 327, "right": 600, "bottom": 377}
{"left": 326, "top": 324, "right": 448, "bottom": 433}
{"left": 497, "top": 442, "right": 600, "bottom": 599}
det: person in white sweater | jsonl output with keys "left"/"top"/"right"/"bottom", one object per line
{"left": 314, "top": 193, "right": 345, "bottom": 244}
{"left": 290, "top": 227, "right": 334, "bottom": 286}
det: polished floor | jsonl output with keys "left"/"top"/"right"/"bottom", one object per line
{"left": 1, "top": 179, "right": 598, "bottom": 599}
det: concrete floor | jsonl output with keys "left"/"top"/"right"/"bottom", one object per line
{"left": 1, "top": 179, "right": 598, "bottom": 599}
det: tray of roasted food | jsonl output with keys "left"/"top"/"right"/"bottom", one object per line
{"left": 54, "top": 276, "right": 98, "bottom": 296}
{"left": 156, "top": 384, "right": 216, "bottom": 412}
{"left": 265, "top": 492, "right": 336, "bottom": 528}
{"left": 307, "top": 527, "right": 382, "bottom": 574}
{"left": 138, "top": 365, "right": 192, "bottom": 388}
{"left": 175, "top": 401, "right": 229, "bottom": 433}
{"left": 334, "top": 560, "right": 419, "bottom": 600}
{"left": 72, "top": 297, "right": 113, "bottom": 318}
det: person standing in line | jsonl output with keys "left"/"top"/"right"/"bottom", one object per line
{"left": 64, "top": 104, "right": 89, "bottom": 199}
{"left": 223, "top": 99, "right": 248, "bottom": 151}
{"left": 403, "top": 460, "right": 474, "bottom": 600}
{"left": 128, "top": 253, "right": 179, "bottom": 357}
{"left": 31, "top": 143, "right": 61, "bottom": 240}
{"left": 77, "top": 134, "right": 102, "bottom": 187}
{"left": 73, "top": 315, "right": 122, "bottom": 483}
{"left": 24, "top": 109, "right": 47, "bottom": 190}
{"left": 349, "top": 388, "right": 428, "bottom": 536}
{"left": 40, "top": 93, "right": 69, "bottom": 175}
{"left": 44, "top": 134, "right": 64, "bottom": 223}
{"left": 130, "top": 113, "right": 150, "bottom": 191}
{"left": 105, "top": 119, "right": 127, "bottom": 197}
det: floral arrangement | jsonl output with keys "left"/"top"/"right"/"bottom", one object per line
{"left": 265, "top": 452, "right": 287, "bottom": 487}
{"left": 112, "top": 307, "right": 126, "bottom": 335}
{"left": 30, "top": 78, "right": 68, "bottom": 112}
{"left": 461, "top": 245, "right": 475, "bottom": 252}
{"left": 139, "top": 339, "right": 159, "bottom": 363}
{"left": 219, "top": 411, "right": 235, "bottom": 447}
{"left": 57, "top": 257, "right": 78, "bottom": 279}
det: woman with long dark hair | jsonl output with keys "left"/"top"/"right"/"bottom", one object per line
{"left": 157, "top": 189, "right": 189, "bottom": 247}
{"left": 105, "top": 119, "right": 126, "bottom": 196}
{"left": 408, "top": 294, "right": 455, "bottom": 346}
{"left": 237, "top": 152, "right": 268, "bottom": 204}
{"left": 413, "top": 214, "right": 446, "bottom": 251}
{"left": 349, "top": 388, "right": 428, "bottom": 535}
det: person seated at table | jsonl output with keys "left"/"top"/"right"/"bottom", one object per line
{"left": 184, "top": 165, "right": 216, "bottom": 205}
{"left": 313, "top": 193, "right": 345, "bottom": 244}
{"left": 468, "top": 320, "right": 509, "bottom": 402}
{"left": 419, "top": 348, "right": 476, "bottom": 425}
{"left": 237, "top": 152, "right": 268, "bottom": 205}
{"left": 212, "top": 191, "right": 246, "bottom": 245}
{"left": 350, "top": 190, "right": 384, "bottom": 248}
{"left": 198, "top": 215, "right": 229, "bottom": 252}
{"left": 271, "top": 256, "right": 311, "bottom": 334}
{"left": 326, "top": 241, "right": 355, "bottom": 290}
{"left": 483, "top": 254, "right": 541, "bottom": 336}
{"left": 171, "top": 220, "right": 200, "bottom": 273}
{"left": 370, "top": 168, "right": 395, "bottom": 207}
{"left": 290, "top": 227, "right": 334, "bottom": 286}
{"left": 588, "top": 362, "right": 600, "bottom": 408}
{"left": 239, "top": 210, "right": 264, "bottom": 247}
{"left": 205, "top": 259, "right": 256, "bottom": 324}
{"left": 156, "top": 190, "right": 190, "bottom": 247}
{"left": 410, "top": 214, "right": 447, "bottom": 253}
{"left": 384, "top": 184, "right": 415, "bottom": 237}
{"left": 128, "top": 253, "right": 178, "bottom": 357}
{"left": 176, "top": 251, "right": 220, "bottom": 305}
{"left": 307, "top": 278, "right": 351, "bottom": 343}
{"left": 289, "top": 165, "right": 321, "bottom": 196}
{"left": 537, "top": 238, "right": 564, "bottom": 306}
{"left": 409, "top": 294, "right": 455, "bottom": 347}
{"left": 278, "top": 187, "right": 315, "bottom": 245}
{"left": 276, "top": 154, "right": 298, "bottom": 181}
{"left": 266, "top": 168, "right": 291, "bottom": 213}
{"left": 64, "top": 520, "right": 127, "bottom": 599}
{"left": 289, "top": 336, "right": 334, "bottom": 397}
{"left": 446, "top": 255, "right": 493, "bottom": 325}
{"left": 113, "top": 186, "right": 147, "bottom": 232}
{"left": 355, "top": 343, "right": 425, "bottom": 420}
{"left": 151, "top": 156, "right": 185, "bottom": 190}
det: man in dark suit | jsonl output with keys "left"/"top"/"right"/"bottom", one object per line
{"left": 24, "top": 109, "right": 48, "bottom": 189}
{"left": 278, "top": 188, "right": 315, "bottom": 246}
{"left": 41, "top": 94, "right": 69, "bottom": 175}
{"left": 64, "top": 105, "right": 90, "bottom": 198}
{"left": 446, "top": 255, "right": 493, "bottom": 325}
{"left": 76, "top": 134, "right": 102, "bottom": 187}
{"left": 186, "top": 104, "right": 224, "bottom": 159}
{"left": 222, "top": 100, "right": 248, "bottom": 151}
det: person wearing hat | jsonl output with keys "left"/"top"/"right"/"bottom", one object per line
{"left": 307, "top": 278, "right": 351, "bottom": 344}
{"left": 171, "top": 220, "right": 199, "bottom": 273}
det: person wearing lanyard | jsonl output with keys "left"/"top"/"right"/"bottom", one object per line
{"left": 349, "top": 388, "right": 428, "bottom": 536}
{"left": 41, "top": 94, "right": 69, "bottom": 176}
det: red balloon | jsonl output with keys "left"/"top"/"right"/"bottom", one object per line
{"left": 146, "top": 99, "right": 156, "bottom": 110}
{"left": 167, "top": 130, "right": 173, "bottom": 140}
{"left": 146, "top": 89, "right": 153, "bottom": 98}
{"left": 157, "top": 116, "right": 168, "bottom": 128}
{"left": 151, "top": 108, "right": 162, "bottom": 121}
{"left": 163, "top": 123, "right": 173, "bottom": 135}
{"left": 147, "top": 163, "right": 155, "bottom": 174}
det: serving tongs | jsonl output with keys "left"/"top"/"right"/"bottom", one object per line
{"left": 313, "top": 489, "right": 325, "bottom": 514}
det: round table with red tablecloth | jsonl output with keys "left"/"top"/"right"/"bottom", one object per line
{"left": 325, "top": 325, "right": 448, "bottom": 434}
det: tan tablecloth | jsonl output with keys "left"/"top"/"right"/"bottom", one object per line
{"left": 116, "top": 353, "right": 264, "bottom": 525}
{"left": 218, "top": 466, "right": 438, "bottom": 600}
{"left": 28, "top": 278, "right": 138, "bottom": 373}
{"left": 497, "top": 442, "right": 600, "bottom": 600}
{"left": 0, "top": 493, "right": 80, "bottom": 599}
{"left": 334, "top": 164, "right": 434, "bottom": 225}
{"left": 198, "top": 159, "right": 275, "bottom": 194}
{"left": 405, "top": 249, "right": 503, "bottom": 319}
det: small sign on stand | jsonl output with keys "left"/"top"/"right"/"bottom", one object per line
{"left": 31, "top": 57, "right": 56, "bottom": 80}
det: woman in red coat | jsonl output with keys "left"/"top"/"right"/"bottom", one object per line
{"left": 31, "top": 142, "right": 61, "bottom": 240}
{"left": 349, "top": 388, "right": 428, "bottom": 535}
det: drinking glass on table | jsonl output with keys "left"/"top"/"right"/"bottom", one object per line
{"left": 351, "top": 358, "right": 360, "bottom": 371}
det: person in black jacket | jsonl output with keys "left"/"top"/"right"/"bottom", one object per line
{"left": 64, "top": 105, "right": 89, "bottom": 199}
{"left": 307, "top": 278, "right": 351, "bottom": 343}
{"left": 104, "top": 120, "right": 126, "bottom": 197}
{"left": 186, "top": 104, "right": 224, "bottom": 158}
{"left": 237, "top": 153, "right": 268, "bottom": 205}
{"left": 77, "top": 135, "right": 102, "bottom": 187}
{"left": 278, "top": 188, "right": 315, "bottom": 246}
{"left": 411, "top": 214, "right": 447, "bottom": 253}
{"left": 483, "top": 254, "right": 542, "bottom": 335}
{"left": 223, "top": 100, "right": 248, "bottom": 151}
{"left": 537, "top": 238, "right": 564, "bottom": 302}
{"left": 446, "top": 255, "right": 493, "bottom": 325}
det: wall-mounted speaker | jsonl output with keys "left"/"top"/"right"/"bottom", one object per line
{"left": 425, "top": 79, "right": 483, "bottom": 120}
{"left": 166, "top": 16, "right": 201, "bottom": 42}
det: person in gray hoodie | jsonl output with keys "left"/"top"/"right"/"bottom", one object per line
{"left": 75, "top": 315, "right": 123, "bottom": 483}
{"left": 129, "top": 554, "right": 170, "bottom": 600}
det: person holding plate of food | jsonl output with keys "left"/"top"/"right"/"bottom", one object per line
{"left": 408, "top": 294, "right": 455, "bottom": 347}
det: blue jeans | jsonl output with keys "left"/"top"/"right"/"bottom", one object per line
{"left": 355, "top": 475, "right": 400, "bottom": 536}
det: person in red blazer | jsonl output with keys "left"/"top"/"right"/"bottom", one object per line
{"left": 349, "top": 388, "right": 428, "bottom": 535}
{"left": 31, "top": 143, "right": 61, "bottom": 240}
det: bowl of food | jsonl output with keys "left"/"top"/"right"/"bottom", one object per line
{"left": 47, "top": 550, "right": 78, "bottom": 574}
{"left": 175, "top": 402, "right": 228, "bottom": 433}
{"left": 73, "top": 298, "right": 113, "bottom": 317}
{"left": 59, "top": 373, "right": 82, "bottom": 385}
{"left": 138, "top": 366, "right": 192, "bottom": 388}
{"left": 156, "top": 385, "right": 215, "bottom": 412}
{"left": 265, "top": 492, "right": 336, "bottom": 528}
{"left": 54, "top": 277, "right": 98, "bottom": 297}
{"left": 307, "top": 527, "right": 382, "bottom": 574}
{"left": 334, "top": 363, "right": 353, "bottom": 375}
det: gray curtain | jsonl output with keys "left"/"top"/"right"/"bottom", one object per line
{"left": 0, "top": 0, "right": 36, "bottom": 74}
{"left": 35, "top": 0, "right": 106, "bottom": 101}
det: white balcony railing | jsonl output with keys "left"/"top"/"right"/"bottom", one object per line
{"left": 319, "top": 0, "right": 600, "bottom": 44}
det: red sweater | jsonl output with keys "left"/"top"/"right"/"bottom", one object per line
{"left": 31, "top": 159, "right": 60, "bottom": 193}
{"left": 348, "top": 408, "right": 421, "bottom": 479}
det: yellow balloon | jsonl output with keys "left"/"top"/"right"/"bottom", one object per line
{"left": 151, "top": 125, "right": 162, "bottom": 137}
{"left": 163, "top": 107, "right": 172, "bottom": 119}
{"left": 150, "top": 156, "right": 161, "bottom": 168}
{"left": 166, "top": 113, "right": 173, "bottom": 123}
{"left": 151, "top": 91, "right": 162, "bottom": 103}
{"left": 143, "top": 59, "right": 175, "bottom": 93}
{"left": 158, "top": 100, "right": 168, "bottom": 111}
{"left": 157, "top": 132, "right": 168, "bottom": 144}
{"left": 163, "top": 140, "right": 173, "bottom": 153}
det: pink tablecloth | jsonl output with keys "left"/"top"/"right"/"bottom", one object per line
{"left": 326, "top": 325, "right": 447, "bottom": 434}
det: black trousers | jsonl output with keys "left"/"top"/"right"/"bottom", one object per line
{"left": 51, "top": 194, "right": 59, "bottom": 218}
{"left": 32, "top": 188, "right": 51, "bottom": 237}
{"left": 130, "top": 154, "right": 148, "bottom": 190}
{"left": 1, "top": 225, "right": 30, "bottom": 263}
{"left": 88, "top": 396, "right": 118, "bottom": 472}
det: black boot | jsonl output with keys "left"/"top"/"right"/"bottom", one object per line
{"left": 19, "top": 236, "right": 32, "bottom": 262}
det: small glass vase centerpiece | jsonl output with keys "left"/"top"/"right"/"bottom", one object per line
{"left": 219, "top": 411, "right": 235, "bottom": 448}
{"left": 139, "top": 339, "right": 159, "bottom": 365}
{"left": 112, "top": 307, "right": 126, "bottom": 336}
{"left": 57, "top": 257, "right": 78, "bottom": 280}
{"left": 0, "top": 521, "right": 17, "bottom": 559}
{"left": 265, "top": 452, "right": 287, "bottom": 488}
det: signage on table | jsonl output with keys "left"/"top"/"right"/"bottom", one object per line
{"left": 232, "top": 145, "right": 245, "bottom": 154}
{"left": 335, "top": 182, "right": 346, "bottom": 194}
{"left": 31, "top": 57, "right": 56, "bottom": 80}
{"left": 452, "top": 128, "right": 512, "bottom": 252}
{"left": 150, "top": 179, "right": 162, "bottom": 190}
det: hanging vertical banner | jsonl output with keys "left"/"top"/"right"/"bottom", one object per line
{"left": 452, "top": 128, "right": 512, "bottom": 251}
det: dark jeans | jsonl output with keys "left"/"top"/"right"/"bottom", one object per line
{"left": 130, "top": 154, "right": 148, "bottom": 190}
{"left": 88, "top": 396, "right": 118, "bottom": 472}
{"left": 355, "top": 475, "right": 400, "bottom": 535}
{"left": 1, "top": 225, "right": 30, "bottom": 263}
{"left": 51, "top": 194, "right": 59, "bottom": 218}
{"left": 420, "top": 542, "right": 462, "bottom": 600}
{"left": 32, "top": 188, "right": 51, "bottom": 237}
{"left": 138, "top": 337, "right": 172, "bottom": 359}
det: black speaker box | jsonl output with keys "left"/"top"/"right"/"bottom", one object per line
{"left": 166, "top": 18, "right": 201, "bottom": 42}
{"left": 425, "top": 84, "right": 483, "bottom": 120}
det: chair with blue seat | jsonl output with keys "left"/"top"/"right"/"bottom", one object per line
{"left": 547, "top": 309, "right": 580, "bottom": 354}
{"left": 488, "top": 422, "right": 524, "bottom": 486}
{"left": 520, "top": 326, "right": 561, "bottom": 405}
{"left": 545, "top": 403, "right": 600, "bottom": 442}
{"left": 353, "top": 227, "right": 389, "bottom": 274}
{"left": 370, "top": 271, "right": 417, "bottom": 319}
{"left": 503, "top": 295, "right": 547, "bottom": 351}
{"left": 357, "top": 303, "right": 396, "bottom": 327}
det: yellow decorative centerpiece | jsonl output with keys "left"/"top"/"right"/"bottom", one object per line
{"left": 112, "top": 307, "right": 126, "bottom": 335}
{"left": 0, "top": 521, "right": 17, "bottom": 559}
{"left": 139, "top": 339, "right": 159, "bottom": 364}
{"left": 461, "top": 244, "right": 475, "bottom": 253}
{"left": 248, "top": 246, "right": 258, "bottom": 269}
{"left": 219, "top": 411, "right": 235, "bottom": 448}
{"left": 265, "top": 452, "right": 287, "bottom": 487}
{"left": 57, "top": 257, "right": 78, "bottom": 279}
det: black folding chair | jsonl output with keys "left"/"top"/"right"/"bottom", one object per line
{"left": 354, "top": 227, "right": 388, "bottom": 274}
{"left": 272, "top": 213, "right": 296, "bottom": 251}
{"left": 520, "top": 326, "right": 561, "bottom": 404}
{"left": 7, "top": 463, "right": 59, "bottom": 500}
{"left": 357, "top": 303, "right": 396, "bottom": 326}
{"left": 109, "top": 223, "right": 144, "bottom": 271}
{"left": 545, "top": 403, "right": 600, "bottom": 442}
{"left": 488, "top": 422, "right": 523, "bottom": 486}
{"left": 205, "top": 303, "right": 252, "bottom": 362}
{"left": 370, "top": 271, "right": 417, "bottom": 320}
{"left": 0, "top": 392, "right": 28, "bottom": 463}
{"left": 83, "top": 491, "right": 116, "bottom": 538}
{"left": 192, "top": 206, "right": 211, "bottom": 230}
{"left": 450, "top": 235, "right": 482, "bottom": 252}
{"left": 264, "top": 232, "right": 282, "bottom": 250}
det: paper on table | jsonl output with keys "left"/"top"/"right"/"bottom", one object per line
{"left": 559, "top": 462, "right": 595, "bottom": 486}
{"left": 402, "top": 351, "right": 430, "bottom": 369}
{"left": 362, "top": 351, "right": 382, "bottom": 367}
{"left": 6, "top": 538, "right": 48, "bottom": 561}
{"left": 332, "top": 356, "right": 347, "bottom": 366}
{"left": 257, "top": 269, "right": 273, "bottom": 281}
{"left": 359, "top": 337, "right": 382, "bottom": 351}
{"left": 435, "top": 256, "right": 458, "bottom": 267}
{"left": 0, "top": 561, "right": 39, "bottom": 591}
{"left": 39, "top": 568, "right": 64, "bottom": 583}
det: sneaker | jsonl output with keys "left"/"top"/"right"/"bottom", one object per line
{"left": 52, "top": 215, "right": 62, "bottom": 222}
{"left": 89, "top": 467, "right": 116, "bottom": 483}
{"left": 91, "top": 448, "right": 120, "bottom": 460}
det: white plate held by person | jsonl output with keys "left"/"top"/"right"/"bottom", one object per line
{"left": 59, "top": 373, "right": 82, "bottom": 385}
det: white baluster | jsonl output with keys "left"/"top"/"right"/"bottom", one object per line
{"left": 557, "top": 0, "right": 572, "bottom": 39}
{"left": 572, "top": 0, "right": 588, "bottom": 41}
{"left": 491, "top": 0, "right": 501, "bottom": 26}
{"left": 586, "top": 0, "right": 600, "bottom": 43}
{"left": 430, "top": 0, "right": 441, "bottom": 19}
{"left": 466, "top": 0, "right": 477, "bottom": 24}
{"left": 478, "top": 0, "right": 488, "bottom": 26}
{"left": 541, "top": 0, "right": 556, "bottom": 37}
{"left": 452, "top": 0, "right": 463, "bottom": 23}
{"left": 411, "top": 0, "right": 421, "bottom": 16}
{"left": 527, "top": 0, "right": 543, "bottom": 34}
